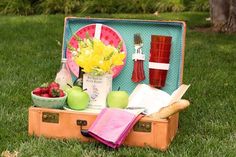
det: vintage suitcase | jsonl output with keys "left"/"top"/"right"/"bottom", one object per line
{"left": 28, "top": 17, "right": 186, "bottom": 151}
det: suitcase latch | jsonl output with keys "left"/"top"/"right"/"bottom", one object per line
{"left": 76, "top": 120, "right": 87, "bottom": 126}
{"left": 42, "top": 112, "right": 59, "bottom": 123}
{"left": 76, "top": 120, "right": 91, "bottom": 137}
{"left": 133, "top": 121, "right": 152, "bottom": 132}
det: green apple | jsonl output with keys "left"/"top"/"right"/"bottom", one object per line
{"left": 67, "top": 86, "right": 89, "bottom": 110}
{"left": 107, "top": 89, "right": 129, "bottom": 109}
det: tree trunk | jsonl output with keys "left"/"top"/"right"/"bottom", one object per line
{"left": 223, "top": 0, "right": 236, "bottom": 32}
{"left": 210, "top": 0, "right": 236, "bottom": 33}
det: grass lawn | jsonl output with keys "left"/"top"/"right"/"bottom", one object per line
{"left": 0, "top": 12, "right": 235, "bottom": 156}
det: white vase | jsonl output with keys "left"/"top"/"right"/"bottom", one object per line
{"left": 83, "top": 74, "right": 112, "bottom": 109}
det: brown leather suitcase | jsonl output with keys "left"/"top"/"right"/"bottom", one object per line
{"left": 28, "top": 107, "right": 179, "bottom": 150}
{"left": 28, "top": 17, "right": 186, "bottom": 151}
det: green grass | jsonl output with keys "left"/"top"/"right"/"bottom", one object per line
{"left": 0, "top": 12, "right": 236, "bottom": 156}
{"left": 83, "top": 12, "right": 211, "bottom": 28}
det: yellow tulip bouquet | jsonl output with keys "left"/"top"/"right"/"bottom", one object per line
{"left": 68, "top": 33, "right": 126, "bottom": 76}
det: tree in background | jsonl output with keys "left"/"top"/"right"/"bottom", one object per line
{"left": 210, "top": 0, "right": 236, "bottom": 33}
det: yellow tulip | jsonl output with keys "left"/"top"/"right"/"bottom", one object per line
{"left": 100, "top": 60, "right": 112, "bottom": 72}
{"left": 72, "top": 35, "right": 125, "bottom": 75}
{"left": 93, "top": 39, "right": 105, "bottom": 55}
{"left": 103, "top": 45, "right": 115, "bottom": 58}
{"left": 112, "top": 52, "right": 126, "bottom": 65}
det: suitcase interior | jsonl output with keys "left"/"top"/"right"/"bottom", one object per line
{"left": 63, "top": 18, "right": 185, "bottom": 94}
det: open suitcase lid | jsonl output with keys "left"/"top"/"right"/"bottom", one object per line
{"left": 62, "top": 17, "right": 186, "bottom": 95}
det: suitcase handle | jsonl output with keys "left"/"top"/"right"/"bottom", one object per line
{"left": 76, "top": 120, "right": 92, "bottom": 137}
{"left": 80, "top": 129, "right": 91, "bottom": 137}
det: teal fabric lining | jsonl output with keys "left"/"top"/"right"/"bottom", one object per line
{"left": 63, "top": 18, "right": 185, "bottom": 95}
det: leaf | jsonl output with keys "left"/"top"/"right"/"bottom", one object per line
{"left": 67, "top": 43, "right": 76, "bottom": 51}
{"left": 117, "top": 41, "right": 123, "bottom": 51}
{"left": 74, "top": 34, "right": 82, "bottom": 42}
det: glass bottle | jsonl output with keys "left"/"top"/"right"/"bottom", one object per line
{"left": 55, "top": 58, "right": 73, "bottom": 90}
